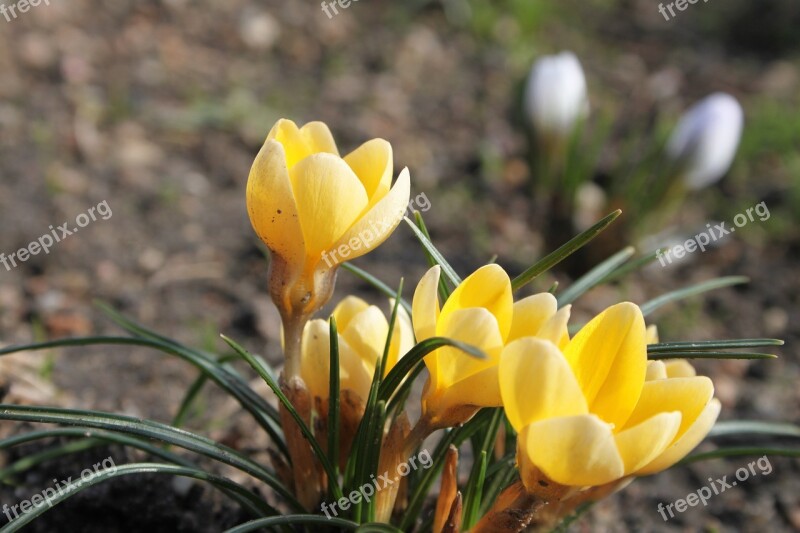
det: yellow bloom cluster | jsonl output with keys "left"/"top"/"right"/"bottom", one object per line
{"left": 246, "top": 118, "right": 721, "bottom": 521}
{"left": 412, "top": 263, "right": 719, "bottom": 489}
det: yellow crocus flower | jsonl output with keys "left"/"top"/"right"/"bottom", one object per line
{"left": 411, "top": 264, "right": 570, "bottom": 427}
{"left": 300, "top": 296, "right": 415, "bottom": 405}
{"left": 247, "top": 118, "right": 410, "bottom": 375}
{"left": 499, "top": 302, "right": 721, "bottom": 488}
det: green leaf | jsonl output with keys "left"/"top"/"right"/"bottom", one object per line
{"left": 597, "top": 248, "right": 665, "bottom": 285}
{"left": 0, "top": 404, "right": 300, "bottom": 511}
{"left": 0, "top": 463, "right": 277, "bottom": 532}
{"left": 463, "top": 409, "right": 503, "bottom": 528}
{"left": 342, "top": 263, "right": 412, "bottom": 315}
{"left": 708, "top": 420, "right": 800, "bottom": 439}
{"left": 0, "top": 337, "right": 287, "bottom": 459}
{"left": 647, "top": 351, "right": 777, "bottom": 361}
{"left": 400, "top": 409, "right": 497, "bottom": 531}
{"left": 328, "top": 316, "right": 341, "bottom": 500}
{"left": 512, "top": 210, "right": 622, "bottom": 292}
{"left": 356, "top": 280, "right": 404, "bottom": 522}
{"left": 0, "top": 439, "right": 101, "bottom": 482}
{"left": 220, "top": 334, "right": 344, "bottom": 503}
{"left": 355, "top": 525, "right": 406, "bottom": 533}
{"left": 557, "top": 247, "right": 635, "bottom": 306}
{"left": 640, "top": 276, "right": 749, "bottom": 316}
{"left": 680, "top": 447, "right": 800, "bottom": 464}
{"left": 379, "top": 337, "right": 487, "bottom": 403}
{"left": 648, "top": 339, "right": 784, "bottom": 353}
{"left": 0, "top": 427, "right": 195, "bottom": 472}
{"left": 0, "top": 429, "right": 267, "bottom": 520}
{"left": 479, "top": 454, "right": 517, "bottom": 517}
{"left": 462, "top": 451, "right": 488, "bottom": 528}
{"left": 403, "top": 216, "right": 462, "bottom": 288}
{"left": 414, "top": 212, "right": 453, "bottom": 301}
{"left": 223, "top": 515, "right": 360, "bottom": 533}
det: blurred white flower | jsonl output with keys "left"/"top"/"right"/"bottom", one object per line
{"left": 524, "top": 51, "right": 589, "bottom": 140}
{"left": 666, "top": 93, "right": 744, "bottom": 190}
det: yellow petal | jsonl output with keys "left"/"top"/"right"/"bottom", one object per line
{"left": 637, "top": 399, "right": 721, "bottom": 475}
{"left": 344, "top": 138, "right": 393, "bottom": 205}
{"left": 412, "top": 266, "right": 441, "bottom": 342}
{"left": 624, "top": 376, "right": 714, "bottom": 438}
{"left": 499, "top": 338, "right": 587, "bottom": 432}
{"left": 329, "top": 168, "right": 411, "bottom": 262}
{"left": 340, "top": 305, "right": 390, "bottom": 368}
{"left": 564, "top": 302, "right": 647, "bottom": 429}
{"left": 665, "top": 360, "right": 697, "bottom": 378}
{"left": 646, "top": 361, "right": 667, "bottom": 381}
{"left": 430, "top": 365, "right": 503, "bottom": 413}
{"left": 300, "top": 121, "right": 339, "bottom": 156}
{"left": 436, "top": 307, "right": 504, "bottom": 388}
{"left": 300, "top": 319, "right": 331, "bottom": 400}
{"left": 332, "top": 296, "right": 370, "bottom": 331}
{"left": 339, "top": 337, "right": 375, "bottom": 401}
{"left": 614, "top": 412, "right": 682, "bottom": 475}
{"left": 439, "top": 264, "right": 513, "bottom": 341}
{"left": 507, "top": 293, "right": 557, "bottom": 343}
{"left": 246, "top": 139, "right": 305, "bottom": 265}
{"left": 290, "top": 153, "right": 369, "bottom": 259}
{"left": 646, "top": 325, "right": 659, "bottom": 345}
{"left": 523, "top": 415, "right": 624, "bottom": 486}
{"left": 536, "top": 305, "right": 571, "bottom": 350}
{"left": 267, "top": 119, "right": 338, "bottom": 169}
{"left": 386, "top": 305, "right": 414, "bottom": 374}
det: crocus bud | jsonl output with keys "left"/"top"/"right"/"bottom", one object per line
{"left": 524, "top": 51, "right": 589, "bottom": 140}
{"left": 247, "top": 119, "right": 410, "bottom": 376}
{"left": 666, "top": 93, "right": 744, "bottom": 190}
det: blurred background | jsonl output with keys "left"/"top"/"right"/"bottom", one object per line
{"left": 0, "top": 0, "right": 798, "bottom": 530}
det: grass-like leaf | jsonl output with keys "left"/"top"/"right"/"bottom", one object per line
{"left": 403, "top": 216, "right": 462, "bottom": 288}
{"left": 648, "top": 339, "right": 784, "bottom": 353}
{"left": 648, "top": 351, "right": 777, "bottom": 361}
{"left": 0, "top": 463, "right": 277, "bottom": 532}
{"left": 414, "top": 212, "right": 454, "bottom": 301}
{"left": 511, "top": 210, "right": 622, "bottom": 292}
{"left": 681, "top": 447, "right": 800, "bottom": 464}
{"left": 597, "top": 248, "right": 665, "bottom": 285}
{"left": 708, "top": 420, "right": 800, "bottom": 439}
{"left": 557, "top": 246, "right": 635, "bottom": 306}
{"left": 400, "top": 409, "right": 496, "bottom": 531}
{"left": 479, "top": 454, "right": 517, "bottom": 516}
{"left": 342, "top": 263, "right": 412, "bottom": 315}
{"left": 220, "top": 334, "right": 344, "bottom": 503}
{"left": 378, "top": 337, "right": 486, "bottom": 403}
{"left": 328, "top": 316, "right": 341, "bottom": 498}
{"left": 0, "top": 404, "right": 300, "bottom": 510}
{"left": 0, "top": 336, "right": 287, "bottom": 458}
{"left": 223, "top": 515, "right": 360, "bottom": 533}
{"left": 0, "top": 427, "right": 195, "bottom": 473}
{"left": 462, "top": 451, "right": 488, "bottom": 528}
{"left": 640, "top": 276, "right": 749, "bottom": 316}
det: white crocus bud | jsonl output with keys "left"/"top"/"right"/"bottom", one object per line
{"left": 524, "top": 51, "right": 589, "bottom": 140}
{"left": 666, "top": 92, "right": 744, "bottom": 190}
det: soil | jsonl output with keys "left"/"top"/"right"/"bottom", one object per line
{"left": 0, "top": 0, "right": 798, "bottom": 532}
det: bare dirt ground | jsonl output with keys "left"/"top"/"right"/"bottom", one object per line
{"left": 0, "top": 1, "right": 798, "bottom": 531}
